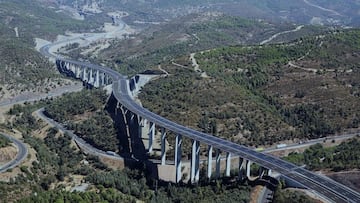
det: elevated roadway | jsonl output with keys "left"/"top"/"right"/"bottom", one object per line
{"left": 40, "top": 40, "right": 360, "bottom": 203}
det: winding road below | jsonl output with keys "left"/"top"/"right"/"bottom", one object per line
{"left": 0, "top": 133, "right": 28, "bottom": 173}
{"left": 35, "top": 108, "right": 123, "bottom": 160}
{"left": 37, "top": 18, "right": 360, "bottom": 203}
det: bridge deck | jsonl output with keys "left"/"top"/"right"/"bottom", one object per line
{"left": 41, "top": 43, "right": 360, "bottom": 203}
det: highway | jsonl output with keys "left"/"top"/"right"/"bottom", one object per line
{"left": 0, "top": 133, "right": 28, "bottom": 173}
{"left": 40, "top": 39, "right": 360, "bottom": 203}
{"left": 263, "top": 133, "right": 360, "bottom": 153}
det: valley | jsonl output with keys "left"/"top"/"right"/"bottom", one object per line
{"left": 0, "top": 0, "right": 359, "bottom": 203}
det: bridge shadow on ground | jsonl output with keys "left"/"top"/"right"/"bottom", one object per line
{"left": 248, "top": 175, "right": 279, "bottom": 191}
{"left": 105, "top": 93, "right": 159, "bottom": 180}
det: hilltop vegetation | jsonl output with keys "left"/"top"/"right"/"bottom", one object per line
{"left": 94, "top": 14, "right": 325, "bottom": 75}
{"left": 139, "top": 29, "right": 360, "bottom": 147}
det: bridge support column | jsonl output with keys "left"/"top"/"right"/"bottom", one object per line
{"left": 259, "top": 167, "right": 265, "bottom": 178}
{"left": 89, "top": 69, "right": 94, "bottom": 84}
{"left": 238, "top": 157, "right": 245, "bottom": 181}
{"left": 161, "top": 128, "right": 166, "bottom": 165}
{"left": 129, "top": 112, "right": 135, "bottom": 125}
{"left": 246, "top": 160, "right": 252, "bottom": 178}
{"left": 225, "top": 152, "right": 231, "bottom": 177}
{"left": 190, "top": 140, "right": 200, "bottom": 183}
{"left": 75, "top": 66, "right": 81, "bottom": 78}
{"left": 138, "top": 117, "right": 144, "bottom": 138}
{"left": 100, "top": 73, "right": 105, "bottom": 86}
{"left": 175, "top": 134, "right": 183, "bottom": 183}
{"left": 215, "top": 149, "right": 221, "bottom": 178}
{"left": 70, "top": 64, "right": 76, "bottom": 75}
{"left": 148, "top": 122, "right": 155, "bottom": 153}
{"left": 132, "top": 78, "right": 138, "bottom": 92}
{"left": 82, "top": 67, "right": 87, "bottom": 82}
{"left": 207, "top": 145, "right": 213, "bottom": 180}
{"left": 94, "top": 70, "right": 100, "bottom": 87}
{"left": 63, "top": 62, "right": 69, "bottom": 71}
{"left": 267, "top": 169, "right": 272, "bottom": 176}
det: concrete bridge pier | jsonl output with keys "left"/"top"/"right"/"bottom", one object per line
{"left": 207, "top": 145, "right": 213, "bottom": 180}
{"left": 75, "top": 66, "right": 82, "bottom": 78}
{"left": 70, "top": 64, "right": 76, "bottom": 75}
{"left": 129, "top": 112, "right": 135, "bottom": 125}
{"left": 161, "top": 127, "right": 167, "bottom": 165}
{"left": 82, "top": 67, "right": 87, "bottom": 82}
{"left": 225, "top": 152, "right": 231, "bottom": 177}
{"left": 100, "top": 72, "right": 106, "bottom": 86}
{"left": 246, "top": 160, "right": 252, "bottom": 178}
{"left": 132, "top": 77, "right": 138, "bottom": 92}
{"left": 238, "top": 157, "right": 245, "bottom": 181}
{"left": 138, "top": 117, "right": 144, "bottom": 138}
{"left": 215, "top": 149, "right": 221, "bottom": 178}
{"left": 94, "top": 70, "right": 100, "bottom": 88}
{"left": 259, "top": 167, "right": 265, "bottom": 178}
{"left": 175, "top": 134, "right": 183, "bottom": 183}
{"left": 148, "top": 122, "right": 155, "bottom": 153}
{"left": 190, "top": 140, "right": 200, "bottom": 183}
{"left": 88, "top": 69, "right": 95, "bottom": 85}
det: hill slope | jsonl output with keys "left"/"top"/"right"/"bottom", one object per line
{"left": 0, "top": 0, "right": 102, "bottom": 99}
{"left": 139, "top": 29, "right": 360, "bottom": 148}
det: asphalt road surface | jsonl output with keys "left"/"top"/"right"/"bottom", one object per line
{"left": 35, "top": 108, "right": 123, "bottom": 160}
{"left": 40, "top": 32, "right": 360, "bottom": 203}
{"left": 0, "top": 133, "right": 28, "bottom": 173}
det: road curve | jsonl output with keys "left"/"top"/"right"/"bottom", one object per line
{"left": 40, "top": 38, "right": 360, "bottom": 203}
{"left": 35, "top": 108, "right": 123, "bottom": 160}
{"left": 0, "top": 133, "right": 28, "bottom": 173}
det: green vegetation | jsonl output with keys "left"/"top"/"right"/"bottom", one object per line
{"left": 96, "top": 14, "right": 325, "bottom": 75}
{"left": 139, "top": 29, "right": 360, "bottom": 147}
{"left": 284, "top": 138, "right": 360, "bottom": 171}
{"left": 0, "top": 0, "right": 103, "bottom": 91}
{"left": 23, "top": 129, "right": 83, "bottom": 189}
{"left": 44, "top": 89, "right": 119, "bottom": 152}
{"left": 1, "top": 101, "right": 254, "bottom": 203}
{"left": 85, "top": 169, "right": 251, "bottom": 203}
{"left": 69, "top": 112, "right": 119, "bottom": 151}
{"left": 7, "top": 101, "right": 48, "bottom": 133}
{"left": 273, "top": 184, "right": 316, "bottom": 203}
{"left": 45, "top": 89, "right": 108, "bottom": 123}
{"left": 18, "top": 188, "right": 136, "bottom": 203}
{"left": 0, "top": 134, "right": 10, "bottom": 148}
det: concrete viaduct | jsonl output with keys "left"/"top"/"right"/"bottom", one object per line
{"left": 55, "top": 58, "right": 360, "bottom": 203}
{"left": 39, "top": 41, "right": 360, "bottom": 203}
